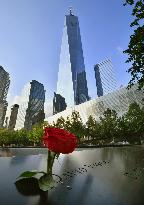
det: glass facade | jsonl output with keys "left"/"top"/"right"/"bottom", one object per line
{"left": 15, "top": 80, "right": 45, "bottom": 130}
{"left": 47, "top": 84, "right": 144, "bottom": 124}
{"left": 94, "top": 59, "right": 116, "bottom": 97}
{"left": 0, "top": 66, "right": 10, "bottom": 127}
{"left": 53, "top": 92, "right": 67, "bottom": 115}
{"left": 57, "top": 12, "right": 89, "bottom": 107}
{"left": 8, "top": 104, "right": 19, "bottom": 130}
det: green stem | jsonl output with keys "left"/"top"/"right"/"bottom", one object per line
{"left": 47, "top": 150, "right": 56, "bottom": 176}
{"left": 47, "top": 150, "right": 51, "bottom": 175}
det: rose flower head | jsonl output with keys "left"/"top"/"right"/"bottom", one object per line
{"left": 43, "top": 127, "right": 78, "bottom": 154}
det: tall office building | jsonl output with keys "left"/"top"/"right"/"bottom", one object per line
{"left": 15, "top": 80, "right": 45, "bottom": 130}
{"left": 8, "top": 104, "right": 19, "bottom": 130}
{"left": 57, "top": 10, "right": 89, "bottom": 107}
{"left": 0, "top": 66, "right": 10, "bottom": 127}
{"left": 53, "top": 92, "right": 67, "bottom": 115}
{"left": 94, "top": 59, "right": 116, "bottom": 97}
{"left": 31, "top": 109, "right": 45, "bottom": 126}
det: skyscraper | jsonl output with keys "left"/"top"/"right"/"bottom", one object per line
{"left": 0, "top": 66, "right": 10, "bottom": 127}
{"left": 94, "top": 59, "right": 116, "bottom": 97}
{"left": 57, "top": 10, "right": 89, "bottom": 107}
{"left": 15, "top": 80, "right": 45, "bottom": 130}
{"left": 53, "top": 92, "right": 67, "bottom": 115}
{"left": 8, "top": 104, "right": 19, "bottom": 130}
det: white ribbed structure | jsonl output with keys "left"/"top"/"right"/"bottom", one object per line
{"left": 46, "top": 84, "right": 144, "bottom": 124}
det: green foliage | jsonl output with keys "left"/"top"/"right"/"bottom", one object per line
{"left": 0, "top": 128, "right": 29, "bottom": 146}
{"left": 63, "top": 116, "right": 72, "bottom": 131}
{"left": 53, "top": 116, "right": 66, "bottom": 128}
{"left": 0, "top": 104, "right": 144, "bottom": 147}
{"left": 28, "top": 122, "right": 44, "bottom": 146}
{"left": 68, "top": 111, "right": 85, "bottom": 139}
{"left": 27, "top": 121, "right": 53, "bottom": 146}
{"left": 52, "top": 111, "right": 86, "bottom": 140}
{"left": 124, "top": 102, "right": 144, "bottom": 143}
{"left": 86, "top": 115, "right": 99, "bottom": 141}
{"left": 0, "top": 121, "right": 49, "bottom": 147}
{"left": 38, "top": 173, "right": 55, "bottom": 191}
{"left": 17, "top": 128, "right": 29, "bottom": 146}
{"left": 123, "top": 0, "right": 144, "bottom": 88}
{"left": 99, "top": 109, "right": 119, "bottom": 143}
{"left": 18, "top": 171, "right": 39, "bottom": 179}
{"left": 117, "top": 116, "right": 129, "bottom": 142}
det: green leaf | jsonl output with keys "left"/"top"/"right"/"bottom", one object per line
{"left": 17, "top": 170, "right": 45, "bottom": 179}
{"left": 38, "top": 174, "right": 55, "bottom": 191}
{"left": 18, "top": 171, "right": 38, "bottom": 178}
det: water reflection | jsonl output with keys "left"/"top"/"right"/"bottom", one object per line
{"left": 15, "top": 178, "right": 54, "bottom": 205}
{"left": 15, "top": 178, "right": 42, "bottom": 196}
{"left": 67, "top": 174, "right": 93, "bottom": 205}
{"left": 0, "top": 148, "right": 13, "bottom": 157}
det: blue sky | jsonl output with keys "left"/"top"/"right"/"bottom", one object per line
{"left": 0, "top": 0, "right": 134, "bottom": 116}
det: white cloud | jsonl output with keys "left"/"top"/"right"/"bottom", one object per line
{"left": 44, "top": 99, "right": 53, "bottom": 118}
{"left": 4, "top": 95, "right": 20, "bottom": 125}
{"left": 116, "top": 46, "right": 123, "bottom": 54}
{"left": 11, "top": 95, "right": 21, "bottom": 105}
{"left": 4, "top": 94, "right": 53, "bottom": 127}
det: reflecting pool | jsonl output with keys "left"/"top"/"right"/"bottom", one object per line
{"left": 0, "top": 146, "right": 144, "bottom": 205}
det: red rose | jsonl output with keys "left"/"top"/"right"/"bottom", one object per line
{"left": 43, "top": 127, "right": 78, "bottom": 154}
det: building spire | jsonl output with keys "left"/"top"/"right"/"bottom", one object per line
{"left": 69, "top": 5, "right": 73, "bottom": 15}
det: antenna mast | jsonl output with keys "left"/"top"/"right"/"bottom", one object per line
{"left": 69, "top": 3, "right": 73, "bottom": 15}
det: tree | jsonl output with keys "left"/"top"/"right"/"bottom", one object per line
{"left": 0, "top": 128, "right": 20, "bottom": 146}
{"left": 117, "top": 115, "right": 129, "bottom": 142}
{"left": 28, "top": 122, "right": 44, "bottom": 146}
{"left": 99, "top": 109, "right": 119, "bottom": 144}
{"left": 17, "top": 128, "right": 29, "bottom": 146}
{"left": 124, "top": 102, "right": 144, "bottom": 143}
{"left": 0, "top": 128, "right": 10, "bottom": 146}
{"left": 86, "top": 115, "right": 99, "bottom": 142}
{"left": 123, "top": 0, "right": 144, "bottom": 88}
{"left": 64, "top": 116, "right": 72, "bottom": 131}
{"left": 53, "top": 116, "right": 66, "bottom": 129}
{"left": 63, "top": 111, "right": 85, "bottom": 143}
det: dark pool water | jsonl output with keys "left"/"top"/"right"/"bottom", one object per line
{"left": 0, "top": 146, "right": 144, "bottom": 205}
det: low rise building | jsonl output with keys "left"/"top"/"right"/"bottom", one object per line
{"left": 47, "top": 84, "right": 144, "bottom": 124}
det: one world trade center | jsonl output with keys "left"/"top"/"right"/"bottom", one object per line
{"left": 57, "top": 10, "right": 89, "bottom": 108}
